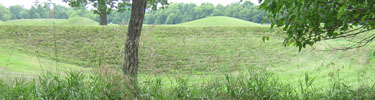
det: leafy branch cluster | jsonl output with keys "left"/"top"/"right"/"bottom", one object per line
{"left": 260, "top": 0, "right": 375, "bottom": 50}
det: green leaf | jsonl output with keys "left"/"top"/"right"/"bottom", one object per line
{"left": 262, "top": 36, "right": 269, "bottom": 42}
{"left": 337, "top": 5, "right": 346, "bottom": 19}
{"left": 354, "top": 13, "right": 360, "bottom": 19}
{"left": 361, "top": 14, "right": 368, "bottom": 23}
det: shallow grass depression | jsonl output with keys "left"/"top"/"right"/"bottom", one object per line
{"left": 0, "top": 24, "right": 375, "bottom": 99}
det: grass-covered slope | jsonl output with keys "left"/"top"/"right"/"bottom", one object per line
{"left": 2, "top": 17, "right": 98, "bottom": 26}
{"left": 61, "top": 17, "right": 99, "bottom": 26}
{"left": 0, "top": 47, "right": 89, "bottom": 79}
{"left": 178, "top": 16, "right": 261, "bottom": 26}
{"left": 1, "top": 25, "right": 375, "bottom": 87}
{"left": 3, "top": 19, "right": 66, "bottom": 25}
{"left": 1, "top": 25, "right": 375, "bottom": 99}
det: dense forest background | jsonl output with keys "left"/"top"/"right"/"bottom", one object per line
{"left": 0, "top": 1, "right": 267, "bottom": 24}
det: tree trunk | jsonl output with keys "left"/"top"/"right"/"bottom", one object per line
{"left": 99, "top": 12, "right": 107, "bottom": 25}
{"left": 124, "top": 0, "right": 147, "bottom": 80}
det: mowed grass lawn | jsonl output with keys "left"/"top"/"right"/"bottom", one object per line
{"left": 0, "top": 47, "right": 90, "bottom": 79}
{"left": 0, "top": 19, "right": 374, "bottom": 88}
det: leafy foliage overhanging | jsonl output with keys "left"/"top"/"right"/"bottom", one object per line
{"left": 260, "top": 0, "right": 375, "bottom": 50}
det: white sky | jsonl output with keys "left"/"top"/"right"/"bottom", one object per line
{"left": 0, "top": 0, "right": 68, "bottom": 8}
{"left": 0, "top": 0, "right": 260, "bottom": 9}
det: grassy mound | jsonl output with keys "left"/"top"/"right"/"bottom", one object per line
{"left": 3, "top": 19, "right": 66, "bottom": 25}
{"left": 62, "top": 17, "right": 99, "bottom": 26}
{"left": 178, "top": 16, "right": 261, "bottom": 26}
{"left": 1, "top": 25, "right": 375, "bottom": 88}
{"left": 0, "top": 21, "right": 3, "bottom": 25}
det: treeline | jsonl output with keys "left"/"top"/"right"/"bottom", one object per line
{"left": 144, "top": 1, "right": 268, "bottom": 24}
{"left": 0, "top": 1, "right": 266, "bottom": 24}
{"left": 0, "top": 4, "right": 130, "bottom": 24}
{"left": 0, "top": 4, "right": 94, "bottom": 20}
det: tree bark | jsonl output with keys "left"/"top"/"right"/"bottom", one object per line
{"left": 99, "top": 12, "right": 107, "bottom": 25}
{"left": 124, "top": 0, "right": 147, "bottom": 79}
{"left": 98, "top": 0, "right": 107, "bottom": 25}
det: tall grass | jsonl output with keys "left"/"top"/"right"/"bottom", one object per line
{"left": 1, "top": 68, "right": 374, "bottom": 100}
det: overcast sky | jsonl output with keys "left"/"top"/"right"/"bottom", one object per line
{"left": 0, "top": 0, "right": 260, "bottom": 9}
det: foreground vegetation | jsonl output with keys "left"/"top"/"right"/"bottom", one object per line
{"left": 1, "top": 69, "right": 375, "bottom": 99}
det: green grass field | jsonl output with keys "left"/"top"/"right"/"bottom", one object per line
{"left": 178, "top": 16, "right": 262, "bottom": 26}
{"left": 1, "top": 17, "right": 375, "bottom": 99}
{"left": 61, "top": 17, "right": 99, "bottom": 25}
{"left": 0, "top": 47, "right": 90, "bottom": 79}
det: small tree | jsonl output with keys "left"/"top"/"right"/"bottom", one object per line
{"left": 124, "top": 0, "right": 168, "bottom": 80}
{"left": 63, "top": 0, "right": 131, "bottom": 25}
{"left": 260, "top": 0, "right": 375, "bottom": 50}
{"left": 9, "top": 5, "right": 26, "bottom": 19}
{"left": 0, "top": 4, "right": 11, "bottom": 21}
